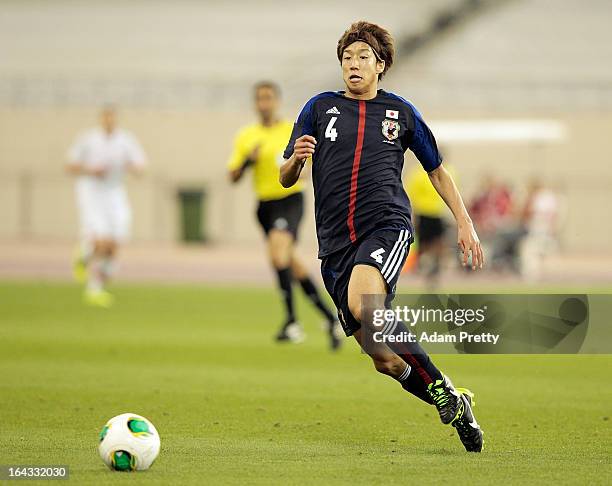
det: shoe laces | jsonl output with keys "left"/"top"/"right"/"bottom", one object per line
{"left": 428, "top": 379, "right": 451, "bottom": 408}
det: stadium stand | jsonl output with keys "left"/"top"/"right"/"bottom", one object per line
{"left": 385, "top": 0, "right": 612, "bottom": 112}
{"left": 0, "top": 0, "right": 468, "bottom": 108}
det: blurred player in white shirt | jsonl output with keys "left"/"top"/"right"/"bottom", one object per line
{"left": 66, "top": 105, "right": 146, "bottom": 306}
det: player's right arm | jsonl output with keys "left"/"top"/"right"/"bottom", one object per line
{"left": 229, "top": 146, "right": 258, "bottom": 183}
{"left": 279, "top": 135, "right": 316, "bottom": 187}
{"left": 279, "top": 96, "right": 318, "bottom": 188}
{"left": 65, "top": 133, "right": 107, "bottom": 177}
{"left": 227, "top": 129, "right": 257, "bottom": 184}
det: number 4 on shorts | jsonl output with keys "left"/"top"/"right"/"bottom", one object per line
{"left": 370, "top": 248, "right": 385, "bottom": 264}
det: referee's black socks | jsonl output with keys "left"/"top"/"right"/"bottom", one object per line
{"left": 298, "top": 276, "right": 336, "bottom": 323}
{"left": 275, "top": 267, "right": 295, "bottom": 324}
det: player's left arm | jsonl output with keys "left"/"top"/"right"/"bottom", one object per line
{"left": 66, "top": 133, "right": 92, "bottom": 175}
{"left": 404, "top": 103, "right": 483, "bottom": 269}
{"left": 126, "top": 134, "right": 147, "bottom": 177}
{"left": 428, "top": 164, "right": 484, "bottom": 270}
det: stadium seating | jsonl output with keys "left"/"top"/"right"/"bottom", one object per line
{"left": 0, "top": 0, "right": 465, "bottom": 107}
{"left": 385, "top": 0, "right": 612, "bottom": 111}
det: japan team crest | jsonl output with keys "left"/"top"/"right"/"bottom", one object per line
{"left": 382, "top": 119, "right": 400, "bottom": 141}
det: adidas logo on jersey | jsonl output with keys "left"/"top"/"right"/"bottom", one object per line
{"left": 326, "top": 106, "right": 340, "bottom": 115}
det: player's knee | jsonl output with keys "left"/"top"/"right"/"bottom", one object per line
{"left": 270, "top": 251, "right": 290, "bottom": 269}
{"left": 290, "top": 257, "right": 307, "bottom": 280}
{"left": 268, "top": 233, "right": 292, "bottom": 269}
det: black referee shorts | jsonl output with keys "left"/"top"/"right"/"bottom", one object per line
{"left": 416, "top": 215, "right": 446, "bottom": 245}
{"left": 321, "top": 226, "right": 414, "bottom": 336}
{"left": 256, "top": 192, "right": 304, "bottom": 240}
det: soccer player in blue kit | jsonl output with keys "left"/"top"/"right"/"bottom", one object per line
{"left": 280, "top": 21, "right": 485, "bottom": 452}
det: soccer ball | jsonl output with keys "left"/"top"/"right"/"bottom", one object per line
{"left": 98, "top": 413, "right": 160, "bottom": 471}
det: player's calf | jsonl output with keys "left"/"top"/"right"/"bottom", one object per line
{"left": 361, "top": 314, "right": 463, "bottom": 422}
{"left": 370, "top": 352, "right": 407, "bottom": 377}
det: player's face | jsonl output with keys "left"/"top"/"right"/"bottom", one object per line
{"left": 341, "top": 41, "right": 384, "bottom": 95}
{"left": 255, "top": 87, "right": 279, "bottom": 122}
{"left": 100, "top": 109, "right": 117, "bottom": 133}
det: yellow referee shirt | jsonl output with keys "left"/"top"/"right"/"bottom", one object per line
{"left": 405, "top": 164, "right": 455, "bottom": 218}
{"left": 228, "top": 120, "right": 303, "bottom": 201}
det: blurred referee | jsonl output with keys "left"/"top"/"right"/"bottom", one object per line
{"left": 228, "top": 81, "right": 342, "bottom": 350}
{"left": 405, "top": 157, "right": 454, "bottom": 288}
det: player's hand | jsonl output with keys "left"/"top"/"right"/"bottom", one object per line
{"left": 89, "top": 166, "right": 108, "bottom": 178}
{"left": 457, "top": 221, "right": 484, "bottom": 270}
{"left": 293, "top": 135, "right": 316, "bottom": 162}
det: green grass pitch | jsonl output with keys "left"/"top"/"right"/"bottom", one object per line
{"left": 0, "top": 281, "right": 610, "bottom": 485}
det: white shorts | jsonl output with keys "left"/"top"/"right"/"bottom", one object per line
{"left": 76, "top": 184, "right": 132, "bottom": 242}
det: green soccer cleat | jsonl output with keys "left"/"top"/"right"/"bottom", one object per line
{"left": 452, "top": 388, "right": 484, "bottom": 453}
{"left": 427, "top": 375, "right": 463, "bottom": 425}
{"left": 72, "top": 249, "right": 88, "bottom": 284}
{"left": 83, "top": 289, "right": 115, "bottom": 308}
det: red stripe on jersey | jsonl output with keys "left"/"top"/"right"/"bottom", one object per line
{"left": 347, "top": 100, "right": 366, "bottom": 243}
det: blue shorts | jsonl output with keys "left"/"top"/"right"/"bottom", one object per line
{"left": 320, "top": 226, "right": 413, "bottom": 336}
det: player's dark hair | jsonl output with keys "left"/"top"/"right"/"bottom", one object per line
{"left": 337, "top": 21, "right": 394, "bottom": 80}
{"left": 254, "top": 81, "right": 281, "bottom": 98}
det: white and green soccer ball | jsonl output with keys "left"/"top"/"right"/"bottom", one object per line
{"left": 98, "top": 413, "right": 160, "bottom": 471}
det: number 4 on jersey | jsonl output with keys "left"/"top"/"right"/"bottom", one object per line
{"left": 325, "top": 117, "right": 338, "bottom": 141}
{"left": 370, "top": 248, "right": 385, "bottom": 264}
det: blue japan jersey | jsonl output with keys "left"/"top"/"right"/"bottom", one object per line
{"left": 284, "top": 89, "right": 442, "bottom": 258}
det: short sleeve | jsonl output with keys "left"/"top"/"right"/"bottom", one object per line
{"left": 406, "top": 105, "right": 442, "bottom": 173}
{"left": 282, "top": 98, "right": 315, "bottom": 160}
{"left": 227, "top": 130, "right": 249, "bottom": 170}
{"left": 125, "top": 134, "right": 146, "bottom": 167}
